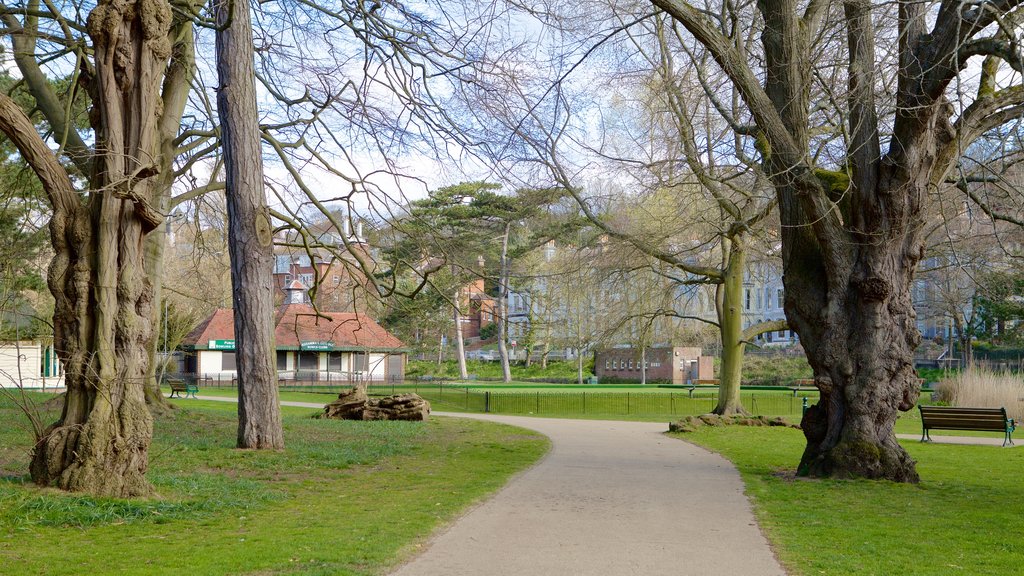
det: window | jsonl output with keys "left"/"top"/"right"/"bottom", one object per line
{"left": 221, "top": 352, "right": 237, "bottom": 371}
{"left": 299, "top": 273, "right": 313, "bottom": 286}
{"left": 328, "top": 352, "right": 345, "bottom": 371}
{"left": 298, "top": 352, "right": 319, "bottom": 370}
{"left": 778, "top": 327, "right": 786, "bottom": 338}
{"left": 613, "top": 360, "right": 618, "bottom": 370}
{"left": 333, "top": 275, "right": 341, "bottom": 285}
{"left": 276, "top": 351, "right": 288, "bottom": 370}
{"left": 777, "top": 289, "right": 784, "bottom": 309}
{"left": 605, "top": 360, "right": 610, "bottom": 370}
{"left": 628, "top": 360, "right": 633, "bottom": 370}
{"left": 745, "top": 289, "right": 751, "bottom": 310}
{"left": 756, "top": 290, "right": 762, "bottom": 309}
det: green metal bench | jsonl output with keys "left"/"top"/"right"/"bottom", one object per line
{"left": 169, "top": 381, "right": 199, "bottom": 399}
{"left": 918, "top": 405, "right": 1016, "bottom": 447}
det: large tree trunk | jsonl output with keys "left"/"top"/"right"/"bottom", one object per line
{"left": 215, "top": 0, "right": 283, "bottom": 449}
{"left": 760, "top": 0, "right": 920, "bottom": 481}
{"left": 791, "top": 235, "right": 922, "bottom": 482}
{"left": 24, "top": 0, "right": 178, "bottom": 496}
{"left": 714, "top": 240, "right": 746, "bottom": 415}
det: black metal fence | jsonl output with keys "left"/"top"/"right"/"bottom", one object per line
{"left": 168, "top": 371, "right": 398, "bottom": 387}
{"left": 366, "top": 385, "right": 815, "bottom": 418}
{"left": 166, "top": 374, "right": 816, "bottom": 418}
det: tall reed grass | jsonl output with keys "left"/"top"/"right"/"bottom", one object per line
{"left": 936, "top": 369, "right": 1024, "bottom": 420}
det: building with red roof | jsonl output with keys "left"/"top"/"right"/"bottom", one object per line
{"left": 180, "top": 303, "right": 407, "bottom": 383}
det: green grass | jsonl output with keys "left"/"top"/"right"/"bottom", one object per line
{"left": 674, "top": 426, "right": 1024, "bottom": 575}
{"left": 0, "top": 393, "right": 548, "bottom": 575}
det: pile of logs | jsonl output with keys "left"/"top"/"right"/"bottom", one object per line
{"left": 320, "top": 385, "right": 430, "bottom": 421}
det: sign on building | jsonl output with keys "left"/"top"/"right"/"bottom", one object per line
{"left": 301, "top": 341, "right": 333, "bottom": 351}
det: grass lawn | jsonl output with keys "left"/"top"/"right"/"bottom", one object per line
{"left": 0, "top": 394, "right": 548, "bottom": 575}
{"left": 674, "top": 426, "right": 1024, "bottom": 575}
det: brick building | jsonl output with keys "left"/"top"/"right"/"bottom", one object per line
{"left": 595, "top": 347, "right": 712, "bottom": 384}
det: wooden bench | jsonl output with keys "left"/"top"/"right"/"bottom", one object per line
{"left": 169, "top": 381, "right": 199, "bottom": 399}
{"left": 918, "top": 405, "right": 1016, "bottom": 447}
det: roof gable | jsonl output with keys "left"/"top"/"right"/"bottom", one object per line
{"left": 182, "top": 305, "right": 404, "bottom": 350}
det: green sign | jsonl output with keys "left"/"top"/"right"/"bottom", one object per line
{"left": 301, "top": 341, "right": 333, "bottom": 351}
{"left": 208, "top": 339, "right": 235, "bottom": 350}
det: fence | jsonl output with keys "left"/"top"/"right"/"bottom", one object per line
{"left": 364, "top": 384, "right": 816, "bottom": 418}
{"left": 169, "top": 371, "right": 397, "bottom": 387}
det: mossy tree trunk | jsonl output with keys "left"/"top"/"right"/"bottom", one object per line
{"left": 0, "top": 0, "right": 190, "bottom": 496}
{"left": 714, "top": 241, "right": 746, "bottom": 415}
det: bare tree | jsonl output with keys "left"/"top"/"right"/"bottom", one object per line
{"left": 215, "top": 0, "right": 283, "bottom": 449}
{"left": 648, "top": 0, "right": 1024, "bottom": 480}
{"left": 457, "top": 0, "right": 1024, "bottom": 480}
{"left": 0, "top": 0, "right": 201, "bottom": 496}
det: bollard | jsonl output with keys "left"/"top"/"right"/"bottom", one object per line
{"left": 802, "top": 397, "right": 809, "bottom": 417}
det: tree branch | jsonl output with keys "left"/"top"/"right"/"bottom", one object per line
{"left": 0, "top": 91, "right": 78, "bottom": 215}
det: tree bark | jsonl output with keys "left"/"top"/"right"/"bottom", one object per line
{"left": 453, "top": 281, "right": 468, "bottom": 379}
{"left": 6, "top": 0, "right": 180, "bottom": 496}
{"left": 497, "top": 223, "right": 512, "bottom": 383}
{"left": 715, "top": 240, "right": 746, "bottom": 415}
{"left": 639, "top": 347, "right": 647, "bottom": 385}
{"left": 142, "top": 1, "right": 196, "bottom": 416}
{"left": 215, "top": 0, "right": 283, "bottom": 449}
{"left": 143, "top": 225, "right": 174, "bottom": 415}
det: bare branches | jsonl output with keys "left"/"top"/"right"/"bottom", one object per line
{"left": 0, "top": 91, "right": 79, "bottom": 216}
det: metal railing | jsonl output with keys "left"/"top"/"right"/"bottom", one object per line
{"left": 168, "top": 371, "right": 400, "bottom": 387}
{"left": 363, "top": 384, "right": 817, "bottom": 418}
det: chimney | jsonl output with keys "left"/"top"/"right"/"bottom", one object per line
{"left": 356, "top": 221, "right": 364, "bottom": 242}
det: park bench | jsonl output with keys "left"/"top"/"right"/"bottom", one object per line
{"left": 918, "top": 405, "right": 1016, "bottom": 447}
{"left": 789, "top": 379, "right": 817, "bottom": 396}
{"left": 169, "top": 381, "right": 199, "bottom": 399}
{"left": 683, "top": 379, "right": 719, "bottom": 397}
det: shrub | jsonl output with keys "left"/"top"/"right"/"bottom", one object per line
{"left": 478, "top": 323, "right": 498, "bottom": 341}
{"left": 935, "top": 369, "right": 1024, "bottom": 421}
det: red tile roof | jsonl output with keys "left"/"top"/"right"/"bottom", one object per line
{"left": 182, "top": 305, "right": 405, "bottom": 351}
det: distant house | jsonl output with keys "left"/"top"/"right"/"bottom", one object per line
{"left": 460, "top": 276, "right": 496, "bottom": 340}
{"left": 271, "top": 217, "right": 378, "bottom": 315}
{"left": 0, "top": 340, "right": 64, "bottom": 389}
{"left": 180, "top": 303, "right": 407, "bottom": 383}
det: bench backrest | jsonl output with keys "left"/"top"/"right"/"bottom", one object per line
{"left": 919, "top": 405, "right": 1010, "bottom": 432}
{"left": 169, "top": 381, "right": 187, "bottom": 391}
